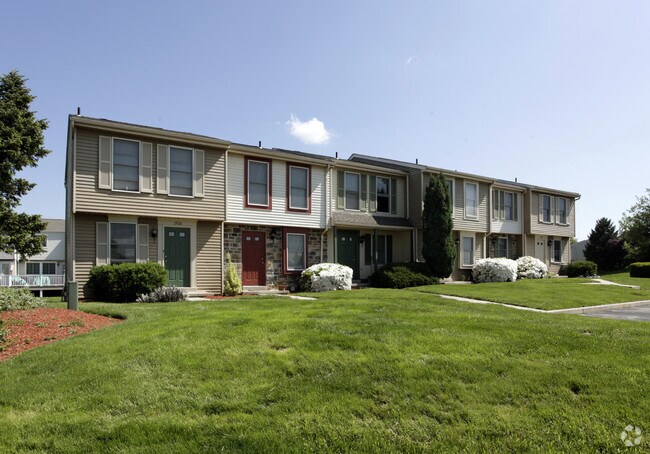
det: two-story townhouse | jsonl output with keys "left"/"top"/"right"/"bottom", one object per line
{"left": 65, "top": 116, "right": 229, "bottom": 298}
{"left": 328, "top": 161, "right": 413, "bottom": 281}
{"left": 0, "top": 218, "right": 66, "bottom": 295}
{"left": 522, "top": 185, "right": 580, "bottom": 274}
{"left": 224, "top": 144, "right": 331, "bottom": 291}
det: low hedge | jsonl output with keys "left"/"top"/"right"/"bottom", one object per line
{"left": 370, "top": 262, "right": 438, "bottom": 289}
{"left": 0, "top": 287, "right": 45, "bottom": 312}
{"left": 88, "top": 262, "right": 167, "bottom": 302}
{"left": 629, "top": 262, "right": 650, "bottom": 278}
{"left": 559, "top": 261, "right": 598, "bottom": 278}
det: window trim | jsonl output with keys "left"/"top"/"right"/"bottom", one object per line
{"left": 556, "top": 197, "right": 569, "bottom": 226}
{"left": 539, "top": 194, "right": 553, "bottom": 224}
{"left": 464, "top": 181, "right": 479, "bottom": 220}
{"left": 282, "top": 227, "right": 308, "bottom": 273}
{"left": 111, "top": 137, "right": 141, "bottom": 194}
{"left": 552, "top": 239, "right": 564, "bottom": 263}
{"left": 168, "top": 145, "right": 195, "bottom": 198}
{"left": 286, "top": 163, "right": 311, "bottom": 213}
{"left": 245, "top": 157, "right": 272, "bottom": 209}
{"left": 344, "top": 171, "right": 361, "bottom": 211}
{"left": 376, "top": 176, "right": 391, "bottom": 214}
{"left": 109, "top": 221, "right": 138, "bottom": 264}
{"left": 460, "top": 233, "right": 475, "bottom": 268}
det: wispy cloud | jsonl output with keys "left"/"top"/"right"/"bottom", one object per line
{"left": 286, "top": 114, "right": 333, "bottom": 145}
{"left": 406, "top": 56, "right": 413, "bottom": 65}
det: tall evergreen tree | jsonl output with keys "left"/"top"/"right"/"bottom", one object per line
{"left": 0, "top": 70, "right": 50, "bottom": 258}
{"left": 583, "top": 217, "right": 625, "bottom": 271}
{"left": 620, "top": 189, "right": 650, "bottom": 263}
{"left": 422, "top": 173, "right": 455, "bottom": 278}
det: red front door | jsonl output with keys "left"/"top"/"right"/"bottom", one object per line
{"left": 242, "top": 231, "right": 266, "bottom": 286}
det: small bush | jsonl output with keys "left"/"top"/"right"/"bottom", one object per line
{"left": 88, "top": 262, "right": 167, "bottom": 302}
{"left": 370, "top": 262, "right": 438, "bottom": 289}
{"left": 136, "top": 286, "right": 186, "bottom": 303}
{"left": 224, "top": 253, "right": 242, "bottom": 296}
{"left": 300, "top": 263, "right": 353, "bottom": 292}
{"left": 629, "top": 262, "right": 650, "bottom": 278}
{"left": 516, "top": 256, "right": 548, "bottom": 279}
{"left": 0, "top": 287, "right": 45, "bottom": 312}
{"left": 472, "top": 258, "right": 518, "bottom": 283}
{"left": 559, "top": 261, "right": 598, "bottom": 278}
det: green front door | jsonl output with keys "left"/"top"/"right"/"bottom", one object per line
{"left": 164, "top": 227, "right": 190, "bottom": 287}
{"left": 336, "top": 230, "right": 359, "bottom": 279}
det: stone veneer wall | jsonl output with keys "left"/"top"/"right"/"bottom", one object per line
{"left": 224, "top": 224, "right": 327, "bottom": 290}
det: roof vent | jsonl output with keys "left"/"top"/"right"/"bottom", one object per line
{"left": 258, "top": 141, "right": 262, "bottom": 148}
{"left": 416, "top": 158, "right": 419, "bottom": 164}
{"left": 76, "top": 107, "right": 81, "bottom": 116}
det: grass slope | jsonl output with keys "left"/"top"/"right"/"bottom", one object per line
{"left": 413, "top": 278, "right": 650, "bottom": 310}
{"left": 0, "top": 290, "right": 648, "bottom": 452}
{"left": 600, "top": 271, "right": 650, "bottom": 290}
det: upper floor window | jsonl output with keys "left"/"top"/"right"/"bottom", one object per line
{"left": 345, "top": 172, "right": 360, "bottom": 210}
{"left": 540, "top": 194, "right": 553, "bottom": 223}
{"left": 113, "top": 138, "right": 139, "bottom": 192}
{"left": 464, "top": 182, "right": 478, "bottom": 219}
{"left": 246, "top": 158, "right": 271, "bottom": 207}
{"left": 492, "top": 190, "right": 518, "bottom": 221}
{"left": 288, "top": 165, "right": 310, "bottom": 211}
{"left": 552, "top": 239, "right": 563, "bottom": 263}
{"left": 557, "top": 197, "right": 568, "bottom": 225}
{"left": 376, "top": 177, "right": 390, "bottom": 213}
{"left": 169, "top": 146, "right": 193, "bottom": 196}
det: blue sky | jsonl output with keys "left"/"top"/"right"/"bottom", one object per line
{"left": 3, "top": 1, "right": 649, "bottom": 240}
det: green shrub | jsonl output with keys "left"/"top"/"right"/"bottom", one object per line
{"left": 370, "top": 262, "right": 439, "bottom": 289}
{"left": 629, "top": 262, "right": 650, "bottom": 278}
{"left": 559, "top": 261, "right": 598, "bottom": 278}
{"left": 136, "top": 286, "right": 186, "bottom": 303}
{"left": 88, "top": 262, "right": 167, "bottom": 302}
{"left": 0, "top": 287, "right": 44, "bottom": 312}
{"left": 224, "top": 253, "right": 242, "bottom": 296}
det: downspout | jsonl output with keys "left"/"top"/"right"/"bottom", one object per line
{"left": 521, "top": 188, "right": 527, "bottom": 257}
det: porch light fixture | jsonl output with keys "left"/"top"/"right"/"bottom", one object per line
{"left": 547, "top": 240, "right": 553, "bottom": 246}
{"left": 454, "top": 239, "right": 460, "bottom": 246}
{"left": 151, "top": 228, "right": 158, "bottom": 239}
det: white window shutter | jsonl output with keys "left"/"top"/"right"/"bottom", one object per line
{"left": 157, "top": 144, "right": 169, "bottom": 194}
{"left": 141, "top": 142, "right": 153, "bottom": 193}
{"left": 98, "top": 136, "right": 112, "bottom": 189}
{"left": 194, "top": 149, "right": 205, "bottom": 197}
{"left": 96, "top": 222, "right": 109, "bottom": 265}
{"left": 137, "top": 224, "right": 149, "bottom": 262}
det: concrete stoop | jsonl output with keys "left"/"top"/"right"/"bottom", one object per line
{"left": 242, "top": 286, "right": 290, "bottom": 296}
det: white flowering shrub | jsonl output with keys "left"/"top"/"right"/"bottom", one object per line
{"left": 300, "top": 263, "right": 353, "bottom": 292}
{"left": 472, "top": 258, "right": 518, "bottom": 283}
{"left": 516, "top": 256, "right": 548, "bottom": 279}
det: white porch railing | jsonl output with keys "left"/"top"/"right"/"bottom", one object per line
{"left": 0, "top": 274, "right": 65, "bottom": 288}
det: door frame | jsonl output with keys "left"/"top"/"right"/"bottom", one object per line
{"left": 336, "top": 229, "right": 360, "bottom": 279}
{"left": 164, "top": 226, "right": 191, "bottom": 287}
{"left": 242, "top": 230, "right": 267, "bottom": 286}
{"left": 157, "top": 219, "right": 197, "bottom": 288}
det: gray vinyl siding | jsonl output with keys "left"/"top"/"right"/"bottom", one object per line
{"left": 453, "top": 180, "right": 490, "bottom": 232}
{"left": 196, "top": 221, "right": 222, "bottom": 293}
{"left": 527, "top": 191, "right": 576, "bottom": 237}
{"left": 74, "top": 213, "right": 108, "bottom": 299}
{"left": 74, "top": 128, "right": 226, "bottom": 220}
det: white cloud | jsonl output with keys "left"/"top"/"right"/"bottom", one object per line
{"left": 406, "top": 56, "right": 413, "bottom": 65}
{"left": 286, "top": 114, "right": 332, "bottom": 145}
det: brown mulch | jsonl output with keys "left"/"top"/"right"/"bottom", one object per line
{"left": 0, "top": 308, "right": 122, "bottom": 361}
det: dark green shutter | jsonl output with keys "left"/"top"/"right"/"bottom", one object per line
{"left": 369, "top": 175, "right": 377, "bottom": 212}
{"left": 387, "top": 235, "right": 393, "bottom": 263}
{"left": 337, "top": 171, "right": 344, "bottom": 209}
{"left": 360, "top": 174, "right": 367, "bottom": 211}
{"left": 390, "top": 178, "right": 397, "bottom": 214}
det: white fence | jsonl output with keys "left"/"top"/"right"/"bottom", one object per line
{"left": 0, "top": 274, "right": 65, "bottom": 288}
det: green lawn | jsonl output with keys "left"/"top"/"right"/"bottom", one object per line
{"left": 600, "top": 271, "right": 650, "bottom": 290}
{"left": 0, "top": 289, "right": 648, "bottom": 452}
{"left": 412, "top": 278, "right": 650, "bottom": 310}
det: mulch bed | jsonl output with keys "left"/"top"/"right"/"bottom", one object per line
{"left": 0, "top": 308, "right": 122, "bottom": 361}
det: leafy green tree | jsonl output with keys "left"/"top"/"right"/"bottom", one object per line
{"left": 422, "top": 173, "right": 455, "bottom": 278}
{"left": 583, "top": 217, "right": 625, "bottom": 271}
{"left": 0, "top": 70, "right": 50, "bottom": 258}
{"left": 620, "top": 189, "right": 650, "bottom": 263}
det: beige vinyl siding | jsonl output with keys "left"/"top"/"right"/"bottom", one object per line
{"left": 527, "top": 191, "right": 576, "bottom": 237}
{"left": 196, "top": 221, "right": 222, "bottom": 293}
{"left": 74, "top": 128, "right": 225, "bottom": 220}
{"left": 453, "top": 180, "right": 490, "bottom": 232}
{"left": 331, "top": 168, "right": 407, "bottom": 217}
{"left": 490, "top": 191, "right": 524, "bottom": 235}
{"left": 138, "top": 217, "right": 159, "bottom": 262}
{"left": 525, "top": 235, "right": 536, "bottom": 258}
{"left": 74, "top": 213, "right": 108, "bottom": 299}
{"left": 227, "top": 154, "right": 327, "bottom": 228}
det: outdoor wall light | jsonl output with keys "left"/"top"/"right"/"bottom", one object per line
{"left": 454, "top": 239, "right": 460, "bottom": 246}
{"left": 151, "top": 228, "right": 158, "bottom": 239}
{"left": 547, "top": 240, "right": 553, "bottom": 246}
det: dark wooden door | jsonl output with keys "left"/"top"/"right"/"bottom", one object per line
{"left": 242, "top": 231, "right": 266, "bottom": 286}
{"left": 336, "top": 230, "right": 359, "bottom": 279}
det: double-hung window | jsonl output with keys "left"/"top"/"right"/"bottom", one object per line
{"left": 345, "top": 172, "right": 360, "bottom": 210}
{"left": 556, "top": 198, "right": 568, "bottom": 225}
{"left": 96, "top": 221, "right": 148, "bottom": 265}
{"left": 113, "top": 139, "right": 140, "bottom": 192}
{"left": 552, "top": 239, "right": 563, "bottom": 263}
{"left": 247, "top": 158, "right": 271, "bottom": 207}
{"left": 42, "top": 263, "right": 56, "bottom": 275}
{"left": 492, "top": 190, "right": 518, "bottom": 221}
{"left": 495, "top": 237, "right": 509, "bottom": 258}
{"left": 110, "top": 223, "right": 137, "bottom": 263}
{"left": 169, "top": 146, "right": 193, "bottom": 196}
{"left": 464, "top": 182, "right": 478, "bottom": 219}
{"left": 461, "top": 235, "right": 475, "bottom": 267}
{"left": 376, "top": 234, "right": 393, "bottom": 265}
{"left": 376, "top": 177, "right": 390, "bottom": 213}
{"left": 540, "top": 194, "right": 553, "bottom": 223}
{"left": 288, "top": 165, "right": 309, "bottom": 211}
{"left": 26, "top": 263, "right": 40, "bottom": 275}
{"left": 284, "top": 229, "right": 307, "bottom": 272}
